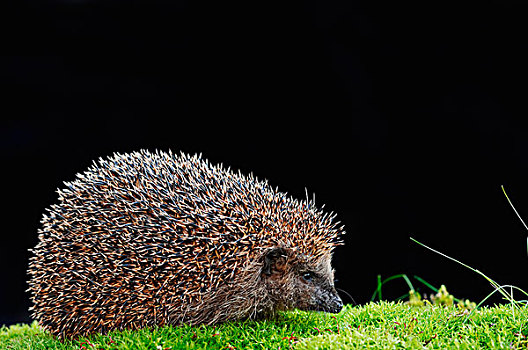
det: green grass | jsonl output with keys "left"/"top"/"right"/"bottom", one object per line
{"left": 2, "top": 302, "right": 527, "bottom": 349}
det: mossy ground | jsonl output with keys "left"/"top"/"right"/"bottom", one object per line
{"left": 2, "top": 302, "right": 527, "bottom": 349}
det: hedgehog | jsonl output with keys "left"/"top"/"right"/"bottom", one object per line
{"left": 27, "top": 150, "right": 345, "bottom": 339}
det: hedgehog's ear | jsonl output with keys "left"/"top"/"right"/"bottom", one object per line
{"left": 262, "top": 247, "right": 292, "bottom": 276}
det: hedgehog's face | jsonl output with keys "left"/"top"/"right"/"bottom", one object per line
{"left": 262, "top": 248, "right": 343, "bottom": 314}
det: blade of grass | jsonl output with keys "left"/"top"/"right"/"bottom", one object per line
{"left": 371, "top": 274, "right": 415, "bottom": 301}
{"left": 502, "top": 185, "right": 528, "bottom": 232}
{"left": 409, "top": 237, "right": 520, "bottom": 307}
{"left": 377, "top": 275, "right": 382, "bottom": 300}
{"left": 413, "top": 275, "right": 439, "bottom": 293}
{"left": 501, "top": 185, "right": 528, "bottom": 256}
{"left": 463, "top": 284, "right": 528, "bottom": 324}
{"left": 395, "top": 292, "right": 411, "bottom": 301}
{"left": 401, "top": 274, "right": 414, "bottom": 292}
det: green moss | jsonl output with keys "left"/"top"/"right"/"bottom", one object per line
{"left": 2, "top": 302, "right": 526, "bottom": 349}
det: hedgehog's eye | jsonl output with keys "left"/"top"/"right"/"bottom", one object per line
{"left": 302, "top": 272, "right": 314, "bottom": 282}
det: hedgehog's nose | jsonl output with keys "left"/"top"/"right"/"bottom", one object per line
{"left": 322, "top": 293, "right": 343, "bottom": 314}
{"left": 329, "top": 296, "right": 343, "bottom": 314}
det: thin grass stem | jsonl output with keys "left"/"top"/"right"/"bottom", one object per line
{"left": 401, "top": 275, "right": 414, "bottom": 292}
{"left": 413, "top": 275, "right": 438, "bottom": 293}
{"left": 377, "top": 275, "right": 382, "bottom": 301}
{"left": 502, "top": 185, "right": 528, "bottom": 232}
{"left": 371, "top": 274, "right": 415, "bottom": 301}
{"left": 501, "top": 185, "right": 528, "bottom": 256}
{"left": 410, "top": 237, "right": 526, "bottom": 311}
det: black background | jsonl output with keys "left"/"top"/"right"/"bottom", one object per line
{"left": 2, "top": 2, "right": 528, "bottom": 326}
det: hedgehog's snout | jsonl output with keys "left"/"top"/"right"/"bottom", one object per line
{"left": 322, "top": 290, "right": 343, "bottom": 314}
{"left": 292, "top": 265, "right": 344, "bottom": 314}
{"left": 313, "top": 284, "right": 343, "bottom": 314}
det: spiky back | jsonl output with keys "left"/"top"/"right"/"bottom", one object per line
{"left": 27, "top": 150, "right": 343, "bottom": 337}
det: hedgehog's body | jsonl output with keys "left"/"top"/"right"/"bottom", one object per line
{"left": 28, "top": 150, "right": 344, "bottom": 338}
